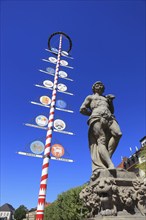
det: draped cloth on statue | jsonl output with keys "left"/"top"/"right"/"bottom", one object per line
{"left": 88, "top": 117, "right": 113, "bottom": 171}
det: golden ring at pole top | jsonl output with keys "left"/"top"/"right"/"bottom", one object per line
{"left": 48, "top": 31, "right": 72, "bottom": 54}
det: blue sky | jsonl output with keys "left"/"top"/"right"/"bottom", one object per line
{"left": 1, "top": 0, "right": 145, "bottom": 210}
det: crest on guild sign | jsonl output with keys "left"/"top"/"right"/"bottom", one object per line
{"left": 43, "top": 80, "right": 53, "bottom": 88}
{"left": 46, "top": 67, "right": 55, "bottom": 74}
{"left": 54, "top": 119, "right": 66, "bottom": 130}
{"left": 35, "top": 115, "right": 48, "bottom": 127}
{"left": 56, "top": 100, "right": 67, "bottom": 109}
{"left": 60, "top": 60, "right": 68, "bottom": 66}
{"left": 30, "top": 141, "right": 45, "bottom": 154}
{"left": 57, "top": 83, "right": 67, "bottom": 92}
{"left": 51, "top": 144, "right": 65, "bottom": 158}
{"left": 59, "top": 71, "right": 68, "bottom": 78}
{"left": 40, "top": 96, "right": 51, "bottom": 105}
{"left": 48, "top": 57, "right": 57, "bottom": 63}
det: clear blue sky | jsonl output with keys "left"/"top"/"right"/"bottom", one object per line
{"left": 1, "top": 0, "right": 145, "bottom": 210}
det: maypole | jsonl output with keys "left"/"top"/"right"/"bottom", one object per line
{"left": 35, "top": 32, "right": 72, "bottom": 220}
{"left": 17, "top": 31, "right": 73, "bottom": 220}
{"left": 35, "top": 34, "right": 62, "bottom": 220}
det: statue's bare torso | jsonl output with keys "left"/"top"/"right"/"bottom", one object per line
{"left": 88, "top": 94, "right": 112, "bottom": 118}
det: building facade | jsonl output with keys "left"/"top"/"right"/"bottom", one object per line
{"left": 0, "top": 204, "right": 15, "bottom": 220}
{"left": 117, "top": 136, "right": 146, "bottom": 178}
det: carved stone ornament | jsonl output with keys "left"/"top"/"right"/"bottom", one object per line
{"left": 80, "top": 169, "right": 146, "bottom": 218}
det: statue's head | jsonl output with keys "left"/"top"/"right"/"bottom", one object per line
{"left": 92, "top": 81, "right": 105, "bottom": 94}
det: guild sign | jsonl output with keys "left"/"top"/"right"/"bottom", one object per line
{"left": 46, "top": 67, "right": 55, "bottom": 74}
{"left": 35, "top": 115, "right": 48, "bottom": 127}
{"left": 57, "top": 83, "right": 67, "bottom": 92}
{"left": 54, "top": 119, "right": 66, "bottom": 131}
{"left": 48, "top": 57, "right": 57, "bottom": 63}
{"left": 40, "top": 96, "right": 51, "bottom": 105}
{"left": 43, "top": 80, "right": 53, "bottom": 88}
{"left": 61, "top": 51, "right": 69, "bottom": 56}
{"left": 60, "top": 60, "right": 68, "bottom": 66}
{"left": 51, "top": 48, "right": 58, "bottom": 53}
{"left": 30, "top": 141, "right": 45, "bottom": 154}
{"left": 59, "top": 71, "right": 68, "bottom": 78}
{"left": 51, "top": 144, "right": 64, "bottom": 158}
{"left": 56, "top": 100, "right": 67, "bottom": 109}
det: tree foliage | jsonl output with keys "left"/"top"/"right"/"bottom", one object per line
{"left": 14, "top": 205, "right": 28, "bottom": 220}
{"left": 44, "top": 185, "right": 88, "bottom": 220}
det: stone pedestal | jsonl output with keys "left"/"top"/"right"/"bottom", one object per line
{"left": 80, "top": 169, "right": 146, "bottom": 219}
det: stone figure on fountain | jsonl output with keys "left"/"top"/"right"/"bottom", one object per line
{"left": 79, "top": 81, "right": 146, "bottom": 219}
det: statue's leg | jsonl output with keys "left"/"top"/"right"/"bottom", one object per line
{"left": 108, "top": 120, "right": 122, "bottom": 157}
{"left": 92, "top": 122, "right": 114, "bottom": 169}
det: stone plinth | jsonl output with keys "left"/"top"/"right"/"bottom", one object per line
{"left": 80, "top": 169, "right": 146, "bottom": 218}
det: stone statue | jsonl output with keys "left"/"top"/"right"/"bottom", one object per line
{"left": 79, "top": 82, "right": 146, "bottom": 219}
{"left": 80, "top": 81, "right": 122, "bottom": 174}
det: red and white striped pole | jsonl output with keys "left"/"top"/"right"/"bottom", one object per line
{"left": 36, "top": 34, "right": 63, "bottom": 220}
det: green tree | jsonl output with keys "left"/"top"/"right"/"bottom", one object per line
{"left": 44, "top": 185, "right": 88, "bottom": 220}
{"left": 14, "top": 205, "right": 28, "bottom": 220}
{"left": 136, "top": 144, "right": 146, "bottom": 176}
